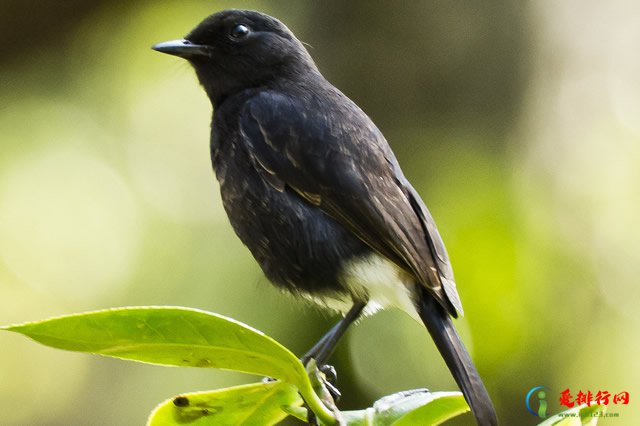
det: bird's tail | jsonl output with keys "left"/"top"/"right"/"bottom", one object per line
{"left": 417, "top": 288, "right": 498, "bottom": 425}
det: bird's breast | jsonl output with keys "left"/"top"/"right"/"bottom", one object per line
{"left": 212, "top": 132, "right": 370, "bottom": 298}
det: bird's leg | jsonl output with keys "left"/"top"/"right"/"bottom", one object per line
{"left": 300, "top": 301, "right": 366, "bottom": 406}
{"left": 300, "top": 322, "right": 344, "bottom": 367}
{"left": 301, "top": 300, "right": 367, "bottom": 371}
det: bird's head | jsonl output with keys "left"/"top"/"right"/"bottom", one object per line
{"left": 152, "top": 9, "right": 319, "bottom": 106}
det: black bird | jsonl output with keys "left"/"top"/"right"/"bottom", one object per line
{"left": 153, "top": 9, "right": 497, "bottom": 425}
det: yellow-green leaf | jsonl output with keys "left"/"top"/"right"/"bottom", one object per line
{"left": 147, "top": 381, "right": 304, "bottom": 426}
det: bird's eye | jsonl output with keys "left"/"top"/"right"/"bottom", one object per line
{"left": 230, "top": 24, "right": 250, "bottom": 40}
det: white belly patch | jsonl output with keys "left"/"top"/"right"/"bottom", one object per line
{"left": 338, "top": 253, "right": 420, "bottom": 321}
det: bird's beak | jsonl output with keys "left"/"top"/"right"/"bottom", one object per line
{"left": 152, "top": 39, "right": 209, "bottom": 59}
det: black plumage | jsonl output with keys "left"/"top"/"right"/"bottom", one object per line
{"left": 153, "top": 9, "right": 497, "bottom": 425}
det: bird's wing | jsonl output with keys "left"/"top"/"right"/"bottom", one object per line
{"left": 240, "top": 91, "right": 462, "bottom": 316}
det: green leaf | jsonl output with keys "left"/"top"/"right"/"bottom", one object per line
{"left": 536, "top": 403, "right": 606, "bottom": 426}
{"left": 2, "top": 306, "right": 336, "bottom": 425}
{"left": 146, "top": 381, "right": 304, "bottom": 426}
{"left": 392, "top": 391, "right": 470, "bottom": 425}
{"left": 2, "top": 306, "right": 306, "bottom": 384}
{"left": 340, "top": 389, "right": 469, "bottom": 426}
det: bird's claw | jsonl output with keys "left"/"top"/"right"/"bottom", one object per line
{"left": 319, "top": 364, "right": 338, "bottom": 385}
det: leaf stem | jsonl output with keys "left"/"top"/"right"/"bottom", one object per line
{"left": 300, "top": 380, "right": 337, "bottom": 425}
{"left": 298, "top": 360, "right": 339, "bottom": 425}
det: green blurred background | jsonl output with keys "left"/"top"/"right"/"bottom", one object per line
{"left": 1, "top": 1, "right": 638, "bottom": 425}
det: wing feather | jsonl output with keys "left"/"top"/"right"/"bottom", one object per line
{"left": 240, "top": 91, "right": 462, "bottom": 316}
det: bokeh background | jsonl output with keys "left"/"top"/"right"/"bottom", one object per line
{"left": 1, "top": 1, "right": 639, "bottom": 425}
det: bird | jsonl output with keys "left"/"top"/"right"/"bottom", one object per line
{"left": 152, "top": 9, "right": 497, "bottom": 425}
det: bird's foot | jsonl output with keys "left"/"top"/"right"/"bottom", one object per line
{"left": 303, "top": 359, "right": 341, "bottom": 403}
{"left": 317, "top": 364, "right": 341, "bottom": 401}
{"left": 262, "top": 362, "right": 339, "bottom": 400}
